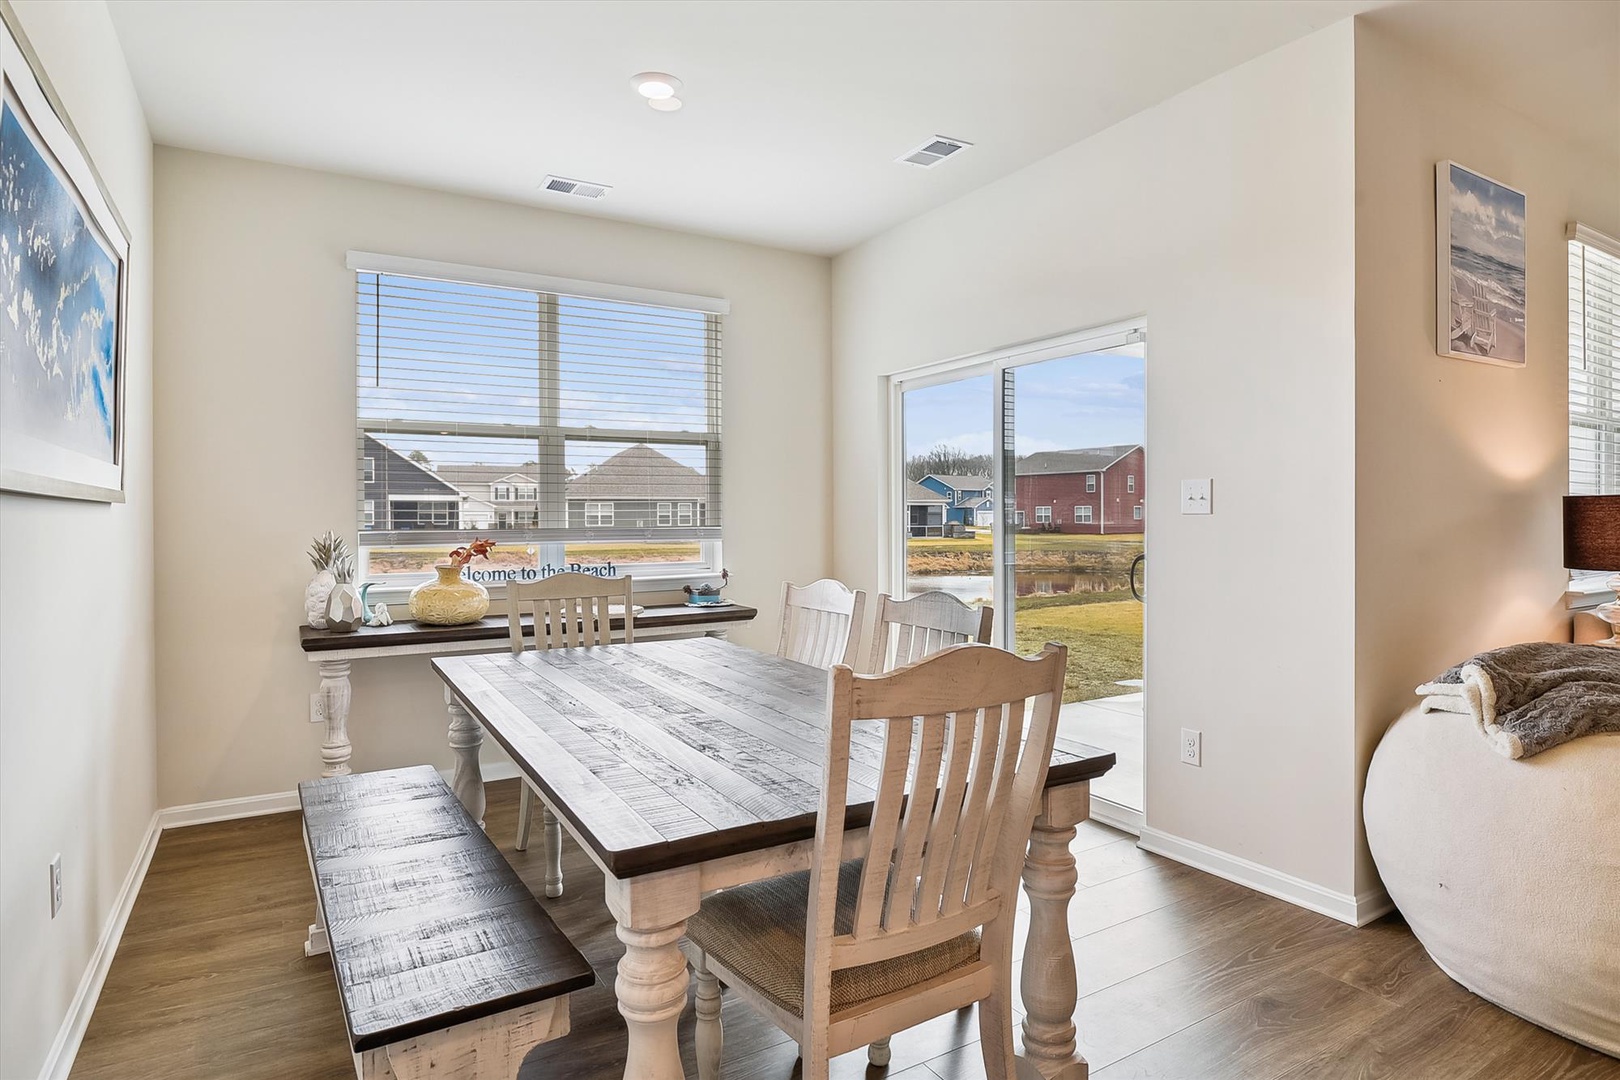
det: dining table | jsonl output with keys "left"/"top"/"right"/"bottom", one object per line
{"left": 432, "top": 635, "right": 1114, "bottom": 1080}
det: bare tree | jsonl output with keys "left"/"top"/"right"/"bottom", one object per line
{"left": 905, "top": 443, "right": 992, "bottom": 482}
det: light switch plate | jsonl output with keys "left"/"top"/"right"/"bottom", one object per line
{"left": 1181, "top": 478, "right": 1213, "bottom": 515}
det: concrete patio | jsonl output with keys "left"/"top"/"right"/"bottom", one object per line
{"left": 1058, "top": 691, "right": 1142, "bottom": 811}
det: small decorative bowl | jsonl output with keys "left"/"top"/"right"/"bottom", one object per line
{"left": 683, "top": 570, "right": 730, "bottom": 606}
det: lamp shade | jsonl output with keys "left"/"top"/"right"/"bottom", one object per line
{"left": 1563, "top": 495, "right": 1620, "bottom": 570}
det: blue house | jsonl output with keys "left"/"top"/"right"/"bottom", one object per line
{"left": 918, "top": 474, "right": 993, "bottom": 527}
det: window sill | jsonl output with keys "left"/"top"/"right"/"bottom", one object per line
{"left": 1566, "top": 575, "right": 1616, "bottom": 611}
{"left": 359, "top": 568, "right": 723, "bottom": 610}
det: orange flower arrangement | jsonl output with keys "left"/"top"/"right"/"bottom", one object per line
{"left": 445, "top": 538, "right": 496, "bottom": 568}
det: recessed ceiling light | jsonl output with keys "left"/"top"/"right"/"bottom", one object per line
{"left": 631, "top": 72, "right": 682, "bottom": 100}
{"left": 648, "top": 97, "right": 683, "bottom": 113}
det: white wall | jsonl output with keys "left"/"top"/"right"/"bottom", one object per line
{"left": 153, "top": 149, "right": 831, "bottom": 807}
{"left": 0, "top": 3, "right": 155, "bottom": 1077}
{"left": 1351, "top": 17, "right": 1620, "bottom": 894}
{"left": 832, "top": 27, "right": 1361, "bottom": 898}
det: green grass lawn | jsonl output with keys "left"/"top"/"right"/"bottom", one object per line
{"left": 1012, "top": 595, "right": 1143, "bottom": 703}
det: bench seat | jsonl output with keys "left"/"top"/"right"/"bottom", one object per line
{"left": 299, "top": 765, "right": 593, "bottom": 1078}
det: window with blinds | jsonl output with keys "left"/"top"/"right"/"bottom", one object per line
{"left": 353, "top": 257, "right": 723, "bottom": 590}
{"left": 1569, "top": 225, "right": 1620, "bottom": 500}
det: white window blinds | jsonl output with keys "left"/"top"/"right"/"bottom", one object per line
{"left": 1569, "top": 225, "right": 1620, "bottom": 496}
{"left": 352, "top": 256, "right": 723, "bottom": 582}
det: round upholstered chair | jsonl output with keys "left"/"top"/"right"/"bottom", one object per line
{"left": 1364, "top": 705, "right": 1620, "bottom": 1056}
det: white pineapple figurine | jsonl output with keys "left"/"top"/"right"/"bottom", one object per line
{"left": 304, "top": 531, "right": 350, "bottom": 629}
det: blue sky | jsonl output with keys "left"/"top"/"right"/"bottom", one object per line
{"left": 903, "top": 349, "right": 1145, "bottom": 460}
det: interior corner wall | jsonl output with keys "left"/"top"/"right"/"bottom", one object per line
{"left": 1351, "top": 18, "right": 1620, "bottom": 895}
{"left": 0, "top": 2, "right": 156, "bottom": 1077}
{"left": 831, "top": 24, "right": 1361, "bottom": 899}
{"left": 152, "top": 149, "right": 832, "bottom": 808}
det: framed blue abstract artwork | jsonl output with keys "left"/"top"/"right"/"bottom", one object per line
{"left": 1, "top": 6, "right": 130, "bottom": 502}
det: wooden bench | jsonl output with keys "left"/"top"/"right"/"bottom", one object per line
{"left": 299, "top": 766, "right": 593, "bottom": 1079}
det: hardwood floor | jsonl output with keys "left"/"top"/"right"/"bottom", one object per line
{"left": 70, "top": 779, "right": 1617, "bottom": 1080}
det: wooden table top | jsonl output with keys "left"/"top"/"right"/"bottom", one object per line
{"left": 433, "top": 638, "right": 1115, "bottom": 879}
{"left": 300, "top": 602, "right": 757, "bottom": 653}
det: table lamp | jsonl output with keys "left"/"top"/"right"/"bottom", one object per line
{"left": 1564, "top": 495, "right": 1620, "bottom": 646}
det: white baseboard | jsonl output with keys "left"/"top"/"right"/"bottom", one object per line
{"left": 1138, "top": 826, "right": 1390, "bottom": 927}
{"left": 37, "top": 811, "right": 162, "bottom": 1080}
{"left": 157, "top": 790, "right": 301, "bottom": 828}
{"left": 1088, "top": 794, "right": 1143, "bottom": 836}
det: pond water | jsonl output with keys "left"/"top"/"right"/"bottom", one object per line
{"left": 907, "top": 570, "right": 1126, "bottom": 604}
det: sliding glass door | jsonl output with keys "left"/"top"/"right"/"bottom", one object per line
{"left": 896, "top": 325, "right": 1145, "bottom": 817}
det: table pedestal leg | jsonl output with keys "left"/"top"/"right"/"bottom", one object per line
{"left": 1020, "top": 782, "right": 1090, "bottom": 1080}
{"left": 317, "top": 659, "right": 352, "bottom": 777}
{"left": 445, "top": 688, "right": 485, "bottom": 829}
{"left": 608, "top": 872, "right": 700, "bottom": 1080}
{"left": 542, "top": 805, "right": 563, "bottom": 898}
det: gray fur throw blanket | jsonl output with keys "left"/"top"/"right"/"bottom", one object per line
{"left": 1416, "top": 642, "right": 1620, "bottom": 759}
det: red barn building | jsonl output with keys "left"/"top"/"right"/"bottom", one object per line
{"left": 1014, "top": 444, "right": 1144, "bottom": 534}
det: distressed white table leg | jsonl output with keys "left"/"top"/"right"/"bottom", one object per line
{"left": 445, "top": 688, "right": 485, "bottom": 829}
{"left": 606, "top": 868, "right": 702, "bottom": 1080}
{"left": 1019, "top": 781, "right": 1090, "bottom": 1080}
{"left": 704, "top": 627, "right": 729, "bottom": 641}
{"left": 694, "top": 951, "right": 723, "bottom": 1080}
{"left": 542, "top": 805, "right": 564, "bottom": 898}
{"left": 318, "top": 659, "right": 353, "bottom": 778}
{"left": 301, "top": 828, "right": 330, "bottom": 957}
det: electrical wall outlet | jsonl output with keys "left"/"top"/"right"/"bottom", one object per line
{"left": 309, "top": 692, "right": 327, "bottom": 725}
{"left": 49, "top": 854, "right": 63, "bottom": 918}
{"left": 1180, "top": 728, "right": 1202, "bottom": 767}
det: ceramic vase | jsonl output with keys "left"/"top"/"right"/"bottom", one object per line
{"left": 327, "top": 583, "right": 365, "bottom": 632}
{"left": 305, "top": 569, "right": 336, "bottom": 629}
{"left": 409, "top": 565, "right": 489, "bottom": 625}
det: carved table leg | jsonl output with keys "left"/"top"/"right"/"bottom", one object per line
{"left": 317, "top": 659, "right": 352, "bottom": 778}
{"left": 1020, "top": 781, "right": 1090, "bottom": 1080}
{"left": 542, "top": 805, "right": 564, "bottom": 898}
{"left": 607, "top": 870, "right": 701, "bottom": 1080}
{"left": 445, "top": 687, "right": 485, "bottom": 829}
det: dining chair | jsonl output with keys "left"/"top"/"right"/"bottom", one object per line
{"left": 777, "top": 578, "right": 867, "bottom": 669}
{"left": 868, "top": 590, "right": 993, "bottom": 673}
{"left": 504, "top": 572, "right": 634, "bottom": 895}
{"left": 685, "top": 641, "right": 1068, "bottom": 1080}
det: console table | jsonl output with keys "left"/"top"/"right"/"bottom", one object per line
{"left": 298, "top": 603, "right": 757, "bottom": 777}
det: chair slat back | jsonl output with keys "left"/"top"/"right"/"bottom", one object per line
{"left": 777, "top": 579, "right": 867, "bottom": 669}
{"left": 506, "top": 573, "right": 634, "bottom": 653}
{"left": 804, "top": 643, "right": 1066, "bottom": 1007}
{"left": 868, "top": 591, "right": 993, "bottom": 673}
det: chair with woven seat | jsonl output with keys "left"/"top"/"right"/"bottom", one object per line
{"left": 685, "top": 641, "right": 1067, "bottom": 1080}
{"left": 867, "top": 589, "right": 993, "bottom": 673}
{"left": 777, "top": 578, "right": 867, "bottom": 669}
{"left": 504, "top": 572, "right": 634, "bottom": 897}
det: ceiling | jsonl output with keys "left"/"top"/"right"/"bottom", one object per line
{"left": 105, "top": 0, "right": 1388, "bottom": 255}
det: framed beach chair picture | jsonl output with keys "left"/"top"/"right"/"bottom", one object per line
{"left": 1436, "top": 161, "right": 1526, "bottom": 368}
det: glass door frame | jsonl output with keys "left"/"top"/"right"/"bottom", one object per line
{"left": 885, "top": 317, "right": 1147, "bottom": 649}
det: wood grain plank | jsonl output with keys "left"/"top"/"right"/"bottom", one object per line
{"left": 1090, "top": 968, "right": 1397, "bottom": 1079}
{"left": 298, "top": 766, "right": 593, "bottom": 1052}
{"left": 299, "top": 602, "right": 756, "bottom": 652}
{"left": 433, "top": 638, "right": 1114, "bottom": 879}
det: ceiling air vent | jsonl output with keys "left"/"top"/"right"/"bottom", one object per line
{"left": 542, "top": 175, "right": 612, "bottom": 199}
{"left": 897, "top": 136, "right": 973, "bottom": 168}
